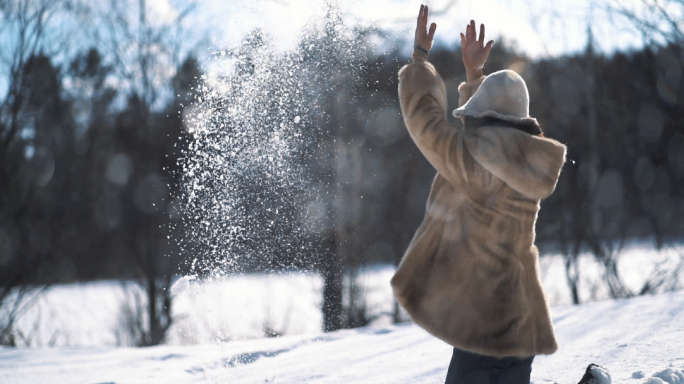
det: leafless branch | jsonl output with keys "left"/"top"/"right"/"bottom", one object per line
{"left": 0, "top": 285, "right": 48, "bottom": 346}
{"left": 605, "top": 0, "right": 684, "bottom": 46}
{"left": 0, "top": 0, "right": 65, "bottom": 148}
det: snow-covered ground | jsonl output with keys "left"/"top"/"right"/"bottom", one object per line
{"left": 4, "top": 246, "right": 682, "bottom": 348}
{"left": 0, "top": 246, "right": 682, "bottom": 383}
{"left": 1, "top": 290, "right": 683, "bottom": 383}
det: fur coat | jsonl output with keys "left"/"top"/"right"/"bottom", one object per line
{"left": 390, "top": 55, "right": 567, "bottom": 358}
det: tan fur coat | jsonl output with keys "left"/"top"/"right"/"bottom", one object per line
{"left": 391, "top": 56, "right": 567, "bottom": 358}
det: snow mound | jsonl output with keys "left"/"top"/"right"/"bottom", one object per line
{"left": 634, "top": 371, "right": 646, "bottom": 379}
{"left": 588, "top": 364, "right": 612, "bottom": 384}
{"left": 650, "top": 368, "right": 684, "bottom": 384}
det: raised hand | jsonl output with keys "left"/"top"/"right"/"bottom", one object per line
{"left": 414, "top": 4, "right": 436, "bottom": 55}
{"left": 460, "top": 20, "right": 494, "bottom": 81}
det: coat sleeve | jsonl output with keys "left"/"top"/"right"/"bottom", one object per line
{"left": 397, "top": 59, "right": 485, "bottom": 186}
{"left": 458, "top": 76, "right": 486, "bottom": 108}
{"left": 463, "top": 126, "right": 567, "bottom": 200}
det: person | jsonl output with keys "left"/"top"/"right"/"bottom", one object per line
{"left": 390, "top": 5, "right": 609, "bottom": 384}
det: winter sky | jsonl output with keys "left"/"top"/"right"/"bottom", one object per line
{"left": 0, "top": 0, "right": 658, "bottom": 102}
{"left": 163, "top": 0, "right": 649, "bottom": 59}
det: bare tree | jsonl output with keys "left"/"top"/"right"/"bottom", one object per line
{"left": 91, "top": 0, "right": 197, "bottom": 346}
{"left": 0, "top": 0, "right": 74, "bottom": 345}
{"left": 606, "top": 0, "right": 684, "bottom": 46}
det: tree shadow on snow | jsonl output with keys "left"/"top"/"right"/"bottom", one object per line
{"left": 223, "top": 348, "right": 292, "bottom": 367}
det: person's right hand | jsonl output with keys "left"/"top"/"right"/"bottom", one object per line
{"left": 414, "top": 4, "right": 436, "bottom": 55}
{"left": 461, "top": 20, "right": 494, "bottom": 81}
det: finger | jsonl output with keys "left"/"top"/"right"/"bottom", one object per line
{"left": 466, "top": 21, "right": 473, "bottom": 41}
{"left": 424, "top": 5, "right": 429, "bottom": 29}
{"left": 470, "top": 20, "right": 476, "bottom": 41}
{"left": 415, "top": 7, "right": 420, "bottom": 35}
{"left": 479, "top": 23, "right": 485, "bottom": 43}
{"left": 428, "top": 22, "right": 437, "bottom": 41}
{"left": 417, "top": 5, "right": 424, "bottom": 30}
{"left": 485, "top": 40, "right": 494, "bottom": 52}
{"left": 460, "top": 32, "right": 466, "bottom": 47}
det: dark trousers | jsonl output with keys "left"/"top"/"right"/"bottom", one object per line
{"left": 445, "top": 348, "right": 534, "bottom": 384}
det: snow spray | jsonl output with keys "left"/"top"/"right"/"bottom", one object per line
{"left": 175, "top": 2, "right": 366, "bottom": 281}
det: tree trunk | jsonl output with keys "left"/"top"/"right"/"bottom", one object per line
{"left": 147, "top": 276, "right": 158, "bottom": 345}
{"left": 564, "top": 251, "right": 581, "bottom": 305}
{"left": 322, "top": 234, "right": 342, "bottom": 332}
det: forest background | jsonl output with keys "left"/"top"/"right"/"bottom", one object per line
{"left": 1, "top": 0, "right": 683, "bottom": 347}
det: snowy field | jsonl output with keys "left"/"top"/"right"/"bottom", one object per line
{"left": 0, "top": 246, "right": 683, "bottom": 383}
{"left": 1, "top": 291, "right": 683, "bottom": 383}
{"left": 4, "top": 246, "right": 682, "bottom": 348}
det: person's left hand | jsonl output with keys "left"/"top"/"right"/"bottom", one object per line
{"left": 414, "top": 4, "right": 436, "bottom": 53}
{"left": 461, "top": 20, "right": 494, "bottom": 80}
